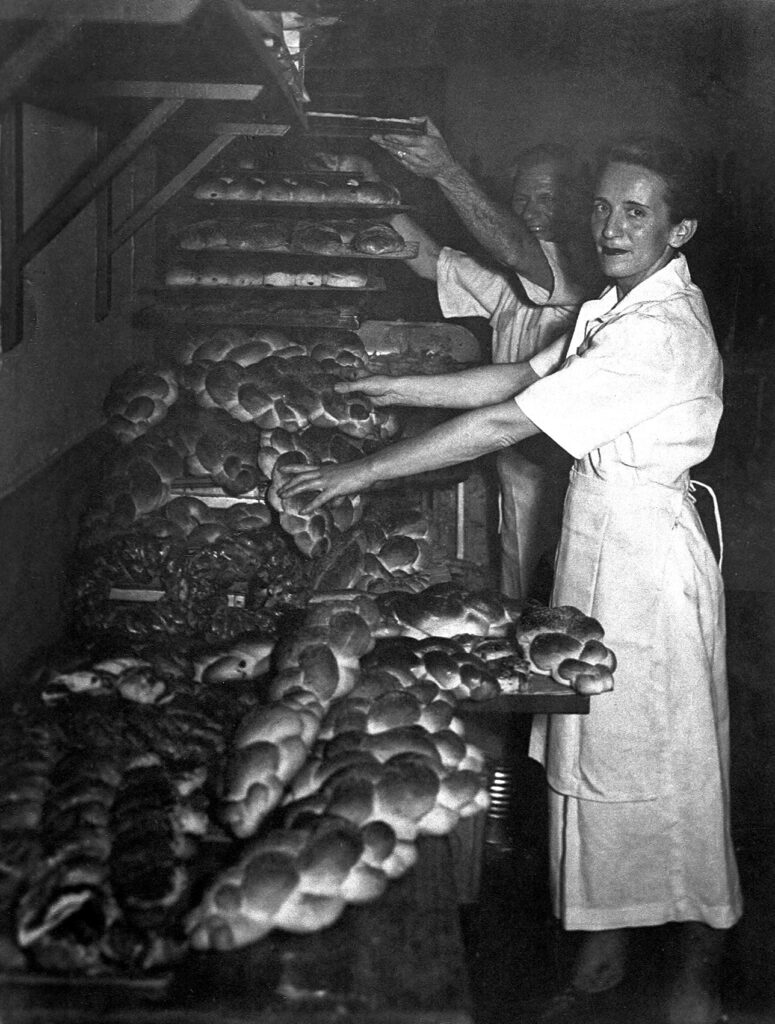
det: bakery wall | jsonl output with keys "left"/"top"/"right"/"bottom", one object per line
{"left": 0, "top": 104, "right": 154, "bottom": 685}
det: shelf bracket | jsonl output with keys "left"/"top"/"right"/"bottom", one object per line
{"left": 104, "top": 131, "right": 237, "bottom": 278}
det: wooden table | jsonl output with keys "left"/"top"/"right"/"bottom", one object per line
{"left": 0, "top": 838, "right": 473, "bottom": 1024}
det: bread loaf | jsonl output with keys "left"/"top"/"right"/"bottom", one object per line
{"left": 103, "top": 366, "right": 179, "bottom": 443}
{"left": 352, "top": 223, "right": 405, "bottom": 255}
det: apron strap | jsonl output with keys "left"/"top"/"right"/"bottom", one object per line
{"left": 689, "top": 479, "right": 724, "bottom": 571}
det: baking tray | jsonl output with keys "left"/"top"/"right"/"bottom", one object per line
{"left": 190, "top": 199, "right": 412, "bottom": 214}
{"left": 304, "top": 112, "right": 429, "bottom": 136}
{"left": 154, "top": 279, "right": 385, "bottom": 294}
{"left": 132, "top": 300, "right": 361, "bottom": 331}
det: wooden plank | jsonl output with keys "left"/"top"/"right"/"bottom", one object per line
{"left": 0, "top": 0, "right": 200, "bottom": 22}
{"left": 0, "top": 103, "right": 24, "bottom": 351}
{"left": 107, "top": 132, "right": 234, "bottom": 255}
{"left": 16, "top": 97, "right": 184, "bottom": 268}
{"left": 208, "top": 0, "right": 307, "bottom": 128}
{"left": 0, "top": 12, "right": 80, "bottom": 108}
{"left": 213, "top": 121, "right": 291, "bottom": 136}
{"left": 53, "top": 81, "right": 266, "bottom": 100}
{"left": 94, "top": 130, "right": 113, "bottom": 321}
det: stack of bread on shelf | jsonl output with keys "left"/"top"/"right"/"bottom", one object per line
{"left": 193, "top": 175, "right": 400, "bottom": 206}
{"left": 176, "top": 219, "right": 408, "bottom": 258}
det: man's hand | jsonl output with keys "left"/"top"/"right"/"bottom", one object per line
{"left": 371, "top": 120, "right": 457, "bottom": 182}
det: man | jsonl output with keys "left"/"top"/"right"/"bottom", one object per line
{"left": 373, "top": 121, "right": 598, "bottom": 602}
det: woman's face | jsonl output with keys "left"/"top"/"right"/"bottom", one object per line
{"left": 591, "top": 162, "right": 693, "bottom": 295}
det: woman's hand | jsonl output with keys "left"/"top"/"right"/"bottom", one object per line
{"left": 333, "top": 375, "right": 396, "bottom": 406}
{"left": 277, "top": 460, "right": 372, "bottom": 514}
{"left": 371, "top": 120, "right": 457, "bottom": 182}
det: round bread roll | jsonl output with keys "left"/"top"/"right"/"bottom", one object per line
{"left": 264, "top": 270, "right": 298, "bottom": 287}
{"left": 292, "top": 222, "right": 345, "bottom": 256}
{"left": 261, "top": 180, "right": 295, "bottom": 202}
{"left": 323, "top": 266, "right": 368, "bottom": 288}
{"left": 194, "top": 176, "right": 233, "bottom": 200}
{"left": 296, "top": 270, "right": 324, "bottom": 287}
{"left": 355, "top": 182, "right": 400, "bottom": 206}
{"left": 232, "top": 269, "right": 265, "bottom": 287}
{"left": 165, "top": 266, "right": 199, "bottom": 286}
{"left": 293, "top": 180, "right": 331, "bottom": 203}
{"left": 352, "top": 223, "right": 405, "bottom": 255}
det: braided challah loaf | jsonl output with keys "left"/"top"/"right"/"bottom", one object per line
{"left": 218, "top": 592, "right": 382, "bottom": 840}
{"left": 313, "top": 514, "right": 436, "bottom": 595}
{"left": 103, "top": 366, "right": 179, "bottom": 443}
{"left": 185, "top": 590, "right": 489, "bottom": 951}
{"left": 377, "top": 582, "right": 521, "bottom": 640}
{"left": 516, "top": 605, "right": 616, "bottom": 695}
{"left": 176, "top": 327, "right": 303, "bottom": 368}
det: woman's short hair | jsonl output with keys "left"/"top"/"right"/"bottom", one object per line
{"left": 596, "top": 135, "right": 704, "bottom": 223}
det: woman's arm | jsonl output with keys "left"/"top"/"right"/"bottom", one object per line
{"left": 279, "top": 399, "right": 541, "bottom": 513}
{"left": 338, "top": 361, "right": 540, "bottom": 409}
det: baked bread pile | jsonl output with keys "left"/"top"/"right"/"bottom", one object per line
{"left": 165, "top": 260, "right": 371, "bottom": 290}
{"left": 103, "top": 367, "right": 179, "bottom": 443}
{"left": 0, "top": 648, "right": 244, "bottom": 975}
{"left": 184, "top": 589, "right": 490, "bottom": 950}
{"left": 72, "top": 515, "right": 311, "bottom": 647}
{"left": 178, "top": 220, "right": 291, "bottom": 253}
{"left": 311, "top": 510, "right": 436, "bottom": 594}
{"left": 177, "top": 219, "right": 408, "bottom": 259}
{"left": 376, "top": 581, "right": 522, "bottom": 639}
{"left": 516, "top": 605, "right": 616, "bottom": 695}
{"left": 193, "top": 175, "right": 400, "bottom": 206}
{"left": 178, "top": 347, "right": 398, "bottom": 440}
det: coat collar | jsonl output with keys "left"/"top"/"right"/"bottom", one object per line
{"left": 588, "top": 252, "right": 693, "bottom": 321}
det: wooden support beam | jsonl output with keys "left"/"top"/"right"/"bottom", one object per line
{"left": 15, "top": 97, "right": 183, "bottom": 268}
{"left": 1, "top": 103, "right": 25, "bottom": 351}
{"left": 52, "top": 80, "right": 266, "bottom": 101}
{"left": 94, "top": 129, "right": 113, "bottom": 321}
{"left": 207, "top": 0, "right": 307, "bottom": 128}
{"left": 0, "top": 12, "right": 80, "bottom": 109}
{"left": 107, "top": 132, "right": 235, "bottom": 256}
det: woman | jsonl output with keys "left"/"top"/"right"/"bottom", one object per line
{"left": 280, "top": 136, "right": 742, "bottom": 1024}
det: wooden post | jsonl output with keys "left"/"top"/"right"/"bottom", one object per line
{"left": 1, "top": 102, "right": 24, "bottom": 351}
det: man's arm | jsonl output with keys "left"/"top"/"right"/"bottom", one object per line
{"left": 373, "top": 121, "right": 553, "bottom": 292}
{"left": 390, "top": 213, "right": 440, "bottom": 281}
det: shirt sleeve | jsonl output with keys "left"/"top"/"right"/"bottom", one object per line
{"left": 529, "top": 334, "right": 570, "bottom": 377}
{"left": 516, "top": 311, "right": 680, "bottom": 459}
{"left": 436, "top": 247, "right": 511, "bottom": 320}
{"left": 519, "top": 242, "right": 587, "bottom": 308}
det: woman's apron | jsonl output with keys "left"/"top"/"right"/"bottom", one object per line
{"left": 529, "top": 465, "right": 729, "bottom": 804}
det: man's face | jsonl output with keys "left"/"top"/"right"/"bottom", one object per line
{"left": 511, "top": 161, "right": 566, "bottom": 243}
